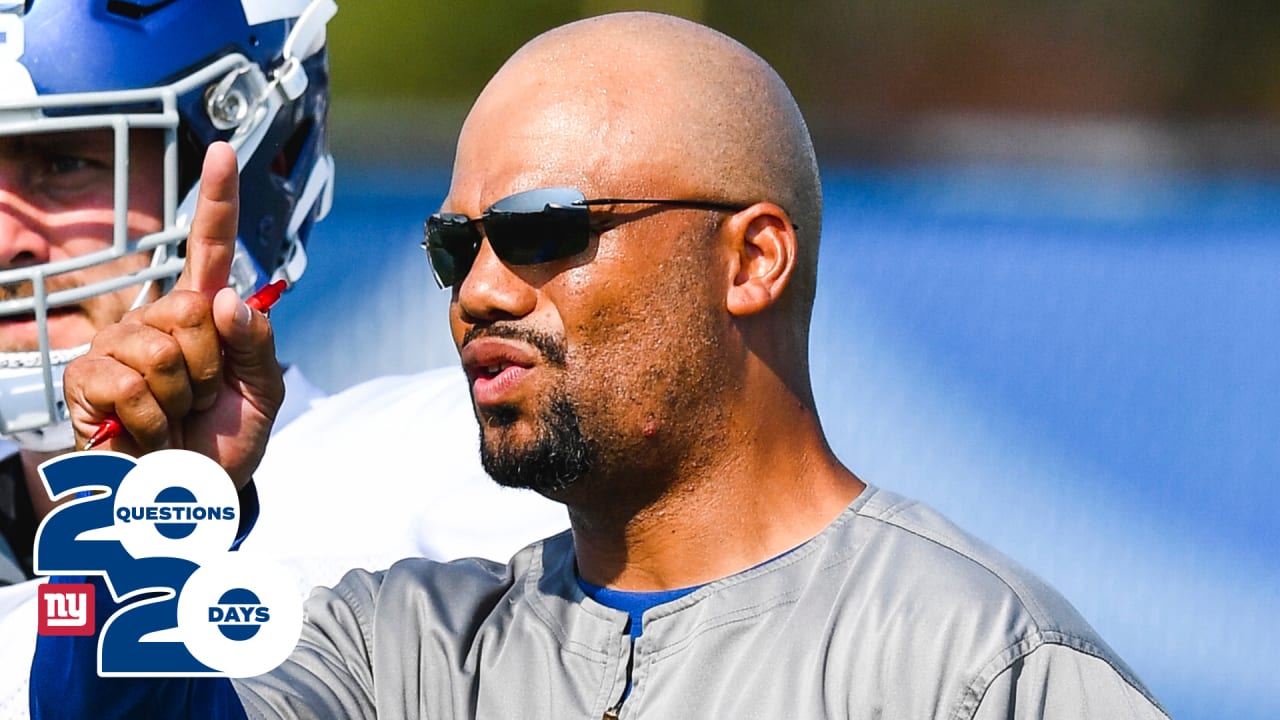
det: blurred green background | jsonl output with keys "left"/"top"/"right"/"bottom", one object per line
{"left": 325, "top": 0, "right": 1280, "bottom": 169}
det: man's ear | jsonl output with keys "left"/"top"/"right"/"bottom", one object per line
{"left": 724, "top": 202, "right": 798, "bottom": 317}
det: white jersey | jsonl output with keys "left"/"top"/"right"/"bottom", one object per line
{"left": 2, "top": 365, "right": 565, "bottom": 717}
{"left": 240, "top": 366, "right": 568, "bottom": 591}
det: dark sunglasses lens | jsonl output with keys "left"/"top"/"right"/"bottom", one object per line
{"left": 487, "top": 206, "right": 590, "bottom": 265}
{"left": 424, "top": 214, "right": 479, "bottom": 286}
{"left": 483, "top": 188, "right": 591, "bottom": 266}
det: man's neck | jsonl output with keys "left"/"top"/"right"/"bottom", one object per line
{"left": 570, "top": 405, "right": 864, "bottom": 591}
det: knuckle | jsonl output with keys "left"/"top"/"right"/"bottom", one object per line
{"left": 112, "top": 372, "right": 151, "bottom": 404}
{"left": 189, "top": 363, "right": 221, "bottom": 388}
{"left": 161, "top": 290, "right": 213, "bottom": 326}
{"left": 64, "top": 355, "right": 93, "bottom": 381}
{"left": 88, "top": 322, "right": 131, "bottom": 353}
{"left": 130, "top": 414, "right": 170, "bottom": 449}
{"left": 65, "top": 357, "right": 115, "bottom": 409}
{"left": 188, "top": 348, "right": 222, "bottom": 385}
{"left": 138, "top": 335, "right": 186, "bottom": 376}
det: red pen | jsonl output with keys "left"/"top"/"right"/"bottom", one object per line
{"left": 82, "top": 279, "right": 289, "bottom": 450}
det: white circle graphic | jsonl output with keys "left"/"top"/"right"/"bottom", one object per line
{"left": 176, "top": 553, "right": 304, "bottom": 677}
{"left": 111, "top": 449, "right": 240, "bottom": 565}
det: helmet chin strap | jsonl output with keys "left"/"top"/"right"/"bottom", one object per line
{"left": 0, "top": 344, "right": 85, "bottom": 443}
{"left": 22, "top": 261, "right": 167, "bottom": 451}
{"left": 0, "top": 252, "right": 166, "bottom": 448}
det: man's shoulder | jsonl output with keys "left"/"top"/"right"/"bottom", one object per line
{"left": 826, "top": 486, "right": 1163, "bottom": 714}
{"left": 846, "top": 486, "right": 1094, "bottom": 633}
{"left": 321, "top": 530, "right": 574, "bottom": 621}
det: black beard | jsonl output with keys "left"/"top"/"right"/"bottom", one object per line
{"left": 480, "top": 394, "right": 594, "bottom": 497}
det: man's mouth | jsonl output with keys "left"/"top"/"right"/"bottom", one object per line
{"left": 476, "top": 361, "right": 516, "bottom": 379}
{"left": 0, "top": 305, "right": 79, "bottom": 323}
{"left": 471, "top": 365, "right": 533, "bottom": 407}
{"left": 0, "top": 279, "right": 83, "bottom": 323}
{"left": 0, "top": 305, "right": 86, "bottom": 353}
{"left": 461, "top": 338, "right": 542, "bottom": 406}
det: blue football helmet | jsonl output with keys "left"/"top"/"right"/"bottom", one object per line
{"left": 0, "top": 0, "right": 337, "bottom": 445}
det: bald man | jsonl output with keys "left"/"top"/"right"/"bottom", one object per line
{"left": 33, "top": 12, "right": 1168, "bottom": 720}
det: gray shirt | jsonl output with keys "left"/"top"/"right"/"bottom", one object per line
{"left": 235, "top": 486, "right": 1170, "bottom": 719}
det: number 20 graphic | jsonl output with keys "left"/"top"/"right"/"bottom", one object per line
{"left": 34, "top": 451, "right": 303, "bottom": 678}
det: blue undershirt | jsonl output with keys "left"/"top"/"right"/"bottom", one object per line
{"left": 576, "top": 577, "right": 702, "bottom": 640}
{"left": 576, "top": 576, "right": 704, "bottom": 705}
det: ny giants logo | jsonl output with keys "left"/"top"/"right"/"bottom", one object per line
{"left": 36, "top": 583, "right": 95, "bottom": 636}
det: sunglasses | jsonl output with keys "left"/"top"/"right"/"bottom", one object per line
{"left": 422, "top": 186, "right": 750, "bottom": 287}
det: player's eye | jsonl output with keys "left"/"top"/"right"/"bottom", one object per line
{"left": 46, "top": 155, "right": 93, "bottom": 175}
{"left": 29, "top": 151, "right": 111, "bottom": 197}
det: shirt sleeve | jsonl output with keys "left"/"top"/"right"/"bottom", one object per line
{"left": 233, "top": 569, "right": 381, "bottom": 719}
{"left": 969, "top": 643, "right": 1171, "bottom": 720}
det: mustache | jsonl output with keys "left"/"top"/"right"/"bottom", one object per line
{"left": 462, "top": 323, "right": 567, "bottom": 367}
{"left": 0, "top": 276, "right": 82, "bottom": 304}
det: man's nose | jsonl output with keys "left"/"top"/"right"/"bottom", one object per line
{"left": 0, "top": 177, "right": 51, "bottom": 269}
{"left": 456, "top": 238, "right": 539, "bottom": 324}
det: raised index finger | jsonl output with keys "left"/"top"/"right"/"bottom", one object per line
{"left": 174, "top": 141, "right": 239, "bottom": 298}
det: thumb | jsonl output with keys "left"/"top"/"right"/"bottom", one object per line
{"left": 175, "top": 142, "right": 240, "bottom": 298}
{"left": 212, "top": 287, "right": 284, "bottom": 409}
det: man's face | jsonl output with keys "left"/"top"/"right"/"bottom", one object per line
{"left": 0, "top": 129, "right": 165, "bottom": 353}
{"left": 444, "top": 77, "right": 732, "bottom": 498}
